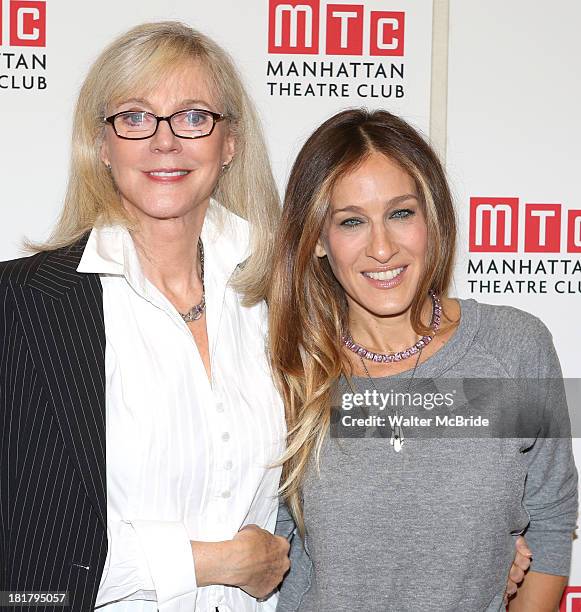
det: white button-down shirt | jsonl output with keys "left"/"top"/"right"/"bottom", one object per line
{"left": 77, "top": 201, "right": 286, "bottom": 612}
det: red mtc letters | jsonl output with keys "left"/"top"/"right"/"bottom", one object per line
{"left": 0, "top": 0, "right": 46, "bottom": 47}
{"left": 560, "top": 587, "right": 581, "bottom": 612}
{"left": 268, "top": 0, "right": 404, "bottom": 56}
{"left": 469, "top": 197, "right": 581, "bottom": 254}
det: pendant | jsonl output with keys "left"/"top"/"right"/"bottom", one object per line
{"left": 390, "top": 426, "right": 404, "bottom": 452}
{"left": 180, "top": 295, "right": 206, "bottom": 323}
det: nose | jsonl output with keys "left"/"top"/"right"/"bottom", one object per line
{"left": 366, "top": 223, "right": 397, "bottom": 263}
{"left": 149, "top": 118, "right": 182, "bottom": 153}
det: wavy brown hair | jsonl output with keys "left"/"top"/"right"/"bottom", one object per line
{"left": 269, "top": 109, "right": 457, "bottom": 533}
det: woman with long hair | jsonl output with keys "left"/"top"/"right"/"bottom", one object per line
{"left": 0, "top": 22, "right": 289, "bottom": 611}
{"left": 269, "top": 109, "right": 577, "bottom": 611}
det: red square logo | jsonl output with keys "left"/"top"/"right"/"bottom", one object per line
{"left": 469, "top": 197, "right": 519, "bottom": 252}
{"left": 268, "top": 0, "right": 320, "bottom": 54}
{"left": 567, "top": 210, "right": 581, "bottom": 253}
{"left": 370, "top": 11, "right": 404, "bottom": 56}
{"left": 326, "top": 4, "right": 363, "bottom": 55}
{"left": 560, "top": 586, "right": 581, "bottom": 612}
{"left": 524, "top": 203, "right": 561, "bottom": 252}
{"left": 9, "top": 0, "right": 46, "bottom": 47}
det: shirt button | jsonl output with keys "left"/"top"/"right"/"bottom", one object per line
{"left": 221, "top": 490, "right": 231, "bottom": 499}
{"left": 216, "top": 401, "right": 224, "bottom": 413}
{"left": 224, "top": 460, "right": 233, "bottom": 470}
{"left": 222, "top": 432, "right": 230, "bottom": 442}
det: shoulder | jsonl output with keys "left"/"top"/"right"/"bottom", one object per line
{"left": 0, "top": 252, "right": 50, "bottom": 335}
{"left": 464, "top": 298, "right": 557, "bottom": 376}
{"left": 0, "top": 233, "right": 90, "bottom": 292}
{"left": 472, "top": 300, "right": 553, "bottom": 343}
{"left": 0, "top": 251, "right": 48, "bottom": 288}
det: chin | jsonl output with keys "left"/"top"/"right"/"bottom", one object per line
{"left": 124, "top": 199, "right": 193, "bottom": 221}
{"left": 350, "top": 291, "right": 415, "bottom": 319}
{"left": 369, "top": 305, "right": 414, "bottom": 319}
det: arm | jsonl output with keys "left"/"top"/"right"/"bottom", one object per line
{"left": 191, "top": 525, "right": 290, "bottom": 597}
{"left": 133, "top": 520, "right": 290, "bottom": 601}
{"left": 108, "top": 520, "right": 289, "bottom": 609}
{"left": 508, "top": 571, "right": 567, "bottom": 611}
{"left": 0, "top": 283, "right": 19, "bottom": 589}
{"left": 0, "top": 285, "right": 11, "bottom": 588}
{"left": 508, "top": 326, "right": 578, "bottom": 609}
{"left": 275, "top": 500, "right": 313, "bottom": 612}
{"left": 124, "top": 520, "right": 198, "bottom": 609}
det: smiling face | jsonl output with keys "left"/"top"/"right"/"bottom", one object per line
{"left": 315, "top": 152, "right": 428, "bottom": 321}
{"left": 100, "top": 60, "right": 234, "bottom": 223}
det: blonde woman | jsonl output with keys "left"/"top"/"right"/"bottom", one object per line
{"left": 269, "top": 109, "right": 577, "bottom": 611}
{"left": 0, "top": 22, "right": 289, "bottom": 612}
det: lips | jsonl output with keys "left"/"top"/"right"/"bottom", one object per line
{"left": 362, "top": 265, "right": 407, "bottom": 288}
{"left": 363, "top": 266, "right": 405, "bottom": 281}
{"left": 143, "top": 168, "right": 191, "bottom": 183}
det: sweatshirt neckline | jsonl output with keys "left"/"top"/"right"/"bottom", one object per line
{"left": 349, "top": 298, "right": 480, "bottom": 382}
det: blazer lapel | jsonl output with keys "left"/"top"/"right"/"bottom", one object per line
{"left": 21, "top": 234, "right": 107, "bottom": 528}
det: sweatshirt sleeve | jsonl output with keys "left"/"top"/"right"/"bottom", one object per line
{"left": 521, "top": 321, "right": 578, "bottom": 576}
{"left": 275, "top": 500, "right": 313, "bottom": 612}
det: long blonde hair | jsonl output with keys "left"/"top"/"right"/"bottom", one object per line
{"left": 268, "top": 109, "right": 457, "bottom": 533}
{"left": 36, "top": 21, "right": 279, "bottom": 304}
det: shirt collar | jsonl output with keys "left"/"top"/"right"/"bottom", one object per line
{"left": 76, "top": 199, "right": 251, "bottom": 287}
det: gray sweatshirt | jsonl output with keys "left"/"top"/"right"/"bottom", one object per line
{"left": 276, "top": 299, "right": 578, "bottom": 612}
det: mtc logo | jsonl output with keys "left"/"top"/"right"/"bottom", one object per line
{"left": 0, "top": 0, "right": 46, "bottom": 47}
{"left": 268, "top": 0, "right": 404, "bottom": 56}
{"left": 469, "top": 197, "right": 581, "bottom": 253}
{"left": 560, "top": 587, "right": 581, "bottom": 612}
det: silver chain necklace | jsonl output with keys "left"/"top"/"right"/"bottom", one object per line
{"left": 358, "top": 346, "right": 423, "bottom": 452}
{"left": 179, "top": 238, "right": 206, "bottom": 323}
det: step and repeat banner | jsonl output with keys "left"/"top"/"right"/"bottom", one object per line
{"left": 0, "top": 0, "right": 579, "bottom": 607}
{"left": 447, "top": 4, "right": 581, "bottom": 604}
{"left": 0, "top": 0, "right": 433, "bottom": 256}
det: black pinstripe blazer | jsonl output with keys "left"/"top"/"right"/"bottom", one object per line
{"left": 0, "top": 234, "right": 108, "bottom": 611}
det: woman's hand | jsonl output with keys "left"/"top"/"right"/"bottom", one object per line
{"left": 229, "top": 524, "right": 291, "bottom": 599}
{"left": 190, "top": 524, "right": 290, "bottom": 600}
{"left": 504, "top": 536, "right": 533, "bottom": 604}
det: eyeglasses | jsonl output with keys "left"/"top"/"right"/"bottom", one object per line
{"left": 103, "top": 108, "right": 226, "bottom": 140}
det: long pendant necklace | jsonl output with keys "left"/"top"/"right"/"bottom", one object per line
{"left": 359, "top": 347, "right": 423, "bottom": 453}
{"left": 179, "top": 238, "right": 206, "bottom": 323}
{"left": 348, "top": 291, "right": 439, "bottom": 451}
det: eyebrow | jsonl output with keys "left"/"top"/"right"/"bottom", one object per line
{"left": 116, "top": 97, "right": 215, "bottom": 110}
{"left": 331, "top": 193, "right": 419, "bottom": 215}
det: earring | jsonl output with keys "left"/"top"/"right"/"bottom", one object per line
{"left": 221, "top": 161, "right": 231, "bottom": 173}
{"left": 105, "top": 162, "right": 112, "bottom": 171}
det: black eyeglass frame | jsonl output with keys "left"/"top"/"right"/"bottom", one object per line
{"left": 103, "top": 108, "right": 227, "bottom": 140}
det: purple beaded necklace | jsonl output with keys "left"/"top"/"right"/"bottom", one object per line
{"left": 342, "top": 291, "right": 442, "bottom": 363}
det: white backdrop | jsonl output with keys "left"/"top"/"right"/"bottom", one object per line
{"left": 0, "top": 0, "right": 433, "bottom": 257}
{"left": 446, "top": 1, "right": 581, "bottom": 603}
{"left": 1, "top": 0, "right": 579, "bottom": 606}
